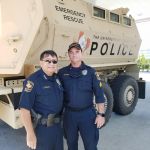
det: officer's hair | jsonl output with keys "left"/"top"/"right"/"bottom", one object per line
{"left": 40, "top": 50, "right": 58, "bottom": 60}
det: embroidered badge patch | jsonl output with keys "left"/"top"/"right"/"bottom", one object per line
{"left": 95, "top": 72, "right": 100, "bottom": 80}
{"left": 82, "top": 69, "right": 88, "bottom": 75}
{"left": 99, "top": 81, "right": 102, "bottom": 87}
{"left": 24, "top": 80, "right": 34, "bottom": 92}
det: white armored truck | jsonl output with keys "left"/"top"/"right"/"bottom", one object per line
{"left": 0, "top": 0, "right": 145, "bottom": 129}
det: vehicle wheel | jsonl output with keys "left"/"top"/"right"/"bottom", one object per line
{"left": 101, "top": 82, "right": 114, "bottom": 125}
{"left": 110, "top": 75, "right": 139, "bottom": 115}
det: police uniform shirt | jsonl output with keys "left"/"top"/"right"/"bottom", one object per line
{"left": 19, "top": 69, "right": 63, "bottom": 117}
{"left": 58, "top": 62, "right": 105, "bottom": 108}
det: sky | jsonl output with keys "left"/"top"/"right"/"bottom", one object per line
{"left": 137, "top": 22, "right": 150, "bottom": 50}
{"left": 84, "top": 0, "right": 150, "bottom": 50}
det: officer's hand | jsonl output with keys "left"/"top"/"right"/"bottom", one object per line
{"left": 26, "top": 132, "right": 37, "bottom": 149}
{"left": 95, "top": 115, "right": 105, "bottom": 128}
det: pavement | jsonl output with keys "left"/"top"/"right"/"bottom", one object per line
{"left": 0, "top": 72, "right": 150, "bottom": 150}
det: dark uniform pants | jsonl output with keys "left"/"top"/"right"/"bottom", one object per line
{"left": 63, "top": 108, "right": 99, "bottom": 150}
{"left": 34, "top": 123, "right": 63, "bottom": 150}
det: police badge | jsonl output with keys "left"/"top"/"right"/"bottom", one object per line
{"left": 82, "top": 69, "right": 87, "bottom": 75}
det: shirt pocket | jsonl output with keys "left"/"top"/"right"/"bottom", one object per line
{"left": 37, "top": 87, "right": 53, "bottom": 96}
{"left": 78, "top": 79, "right": 92, "bottom": 91}
{"left": 63, "top": 78, "right": 73, "bottom": 91}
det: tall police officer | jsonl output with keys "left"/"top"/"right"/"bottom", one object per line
{"left": 58, "top": 42, "right": 105, "bottom": 150}
{"left": 19, "top": 50, "right": 64, "bottom": 150}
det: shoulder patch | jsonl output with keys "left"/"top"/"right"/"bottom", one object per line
{"left": 99, "top": 81, "right": 102, "bottom": 87}
{"left": 95, "top": 72, "right": 101, "bottom": 80}
{"left": 24, "top": 80, "right": 34, "bottom": 92}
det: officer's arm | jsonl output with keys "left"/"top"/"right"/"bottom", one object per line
{"left": 97, "top": 103, "right": 105, "bottom": 114}
{"left": 19, "top": 79, "right": 37, "bottom": 149}
{"left": 95, "top": 103, "right": 105, "bottom": 128}
{"left": 92, "top": 69, "right": 105, "bottom": 105}
{"left": 92, "top": 70, "right": 105, "bottom": 127}
{"left": 20, "top": 108, "right": 37, "bottom": 149}
{"left": 20, "top": 108, "right": 35, "bottom": 135}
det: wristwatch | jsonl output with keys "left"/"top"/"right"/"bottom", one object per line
{"left": 97, "top": 112, "right": 105, "bottom": 117}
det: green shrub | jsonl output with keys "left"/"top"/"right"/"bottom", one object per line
{"left": 137, "top": 54, "right": 150, "bottom": 71}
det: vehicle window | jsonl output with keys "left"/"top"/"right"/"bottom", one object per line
{"left": 123, "top": 16, "right": 131, "bottom": 26}
{"left": 93, "top": 7, "right": 105, "bottom": 19}
{"left": 110, "top": 12, "right": 120, "bottom": 23}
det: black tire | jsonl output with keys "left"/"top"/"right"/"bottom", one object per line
{"left": 101, "top": 82, "right": 114, "bottom": 125}
{"left": 110, "top": 75, "right": 139, "bottom": 115}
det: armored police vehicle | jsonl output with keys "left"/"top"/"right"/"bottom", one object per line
{"left": 0, "top": 0, "right": 145, "bottom": 129}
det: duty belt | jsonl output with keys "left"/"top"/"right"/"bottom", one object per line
{"left": 31, "top": 109, "right": 61, "bottom": 128}
{"left": 65, "top": 104, "right": 93, "bottom": 112}
{"left": 39, "top": 114, "right": 61, "bottom": 127}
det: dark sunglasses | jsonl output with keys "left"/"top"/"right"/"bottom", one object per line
{"left": 42, "top": 60, "right": 58, "bottom": 64}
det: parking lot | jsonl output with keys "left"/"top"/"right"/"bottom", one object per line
{"left": 0, "top": 72, "right": 150, "bottom": 150}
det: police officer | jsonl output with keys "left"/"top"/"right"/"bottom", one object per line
{"left": 58, "top": 42, "right": 105, "bottom": 150}
{"left": 19, "top": 50, "right": 64, "bottom": 150}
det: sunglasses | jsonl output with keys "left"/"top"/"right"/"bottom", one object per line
{"left": 42, "top": 60, "right": 58, "bottom": 64}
